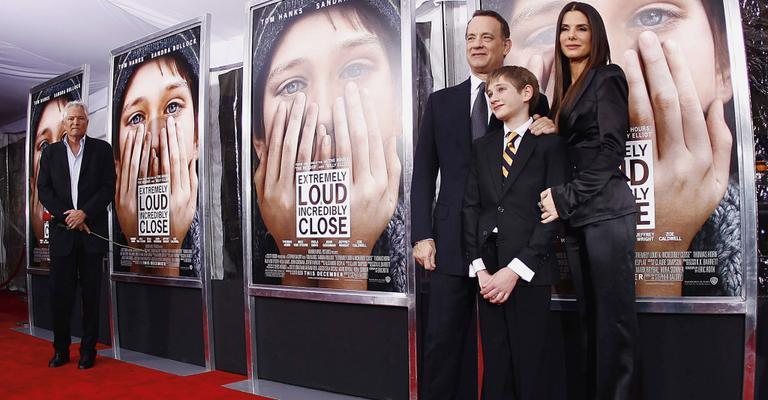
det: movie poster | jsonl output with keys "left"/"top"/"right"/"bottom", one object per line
{"left": 26, "top": 68, "right": 87, "bottom": 271}
{"left": 483, "top": 0, "right": 743, "bottom": 297}
{"left": 247, "top": 0, "right": 407, "bottom": 292}
{"left": 109, "top": 23, "right": 205, "bottom": 279}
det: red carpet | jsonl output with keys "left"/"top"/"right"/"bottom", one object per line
{"left": 0, "top": 290, "right": 270, "bottom": 400}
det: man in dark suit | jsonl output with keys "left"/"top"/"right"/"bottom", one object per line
{"left": 463, "top": 66, "right": 568, "bottom": 400}
{"left": 411, "top": 10, "right": 550, "bottom": 399}
{"left": 37, "top": 101, "right": 116, "bottom": 369}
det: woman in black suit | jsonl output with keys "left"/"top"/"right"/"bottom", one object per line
{"left": 538, "top": 2, "right": 637, "bottom": 399}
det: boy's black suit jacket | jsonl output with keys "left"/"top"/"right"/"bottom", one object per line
{"left": 462, "top": 128, "right": 569, "bottom": 285}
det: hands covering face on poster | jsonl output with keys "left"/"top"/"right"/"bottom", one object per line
{"left": 116, "top": 117, "right": 198, "bottom": 245}
{"left": 253, "top": 7, "right": 402, "bottom": 288}
{"left": 115, "top": 57, "right": 199, "bottom": 253}
{"left": 499, "top": 0, "right": 733, "bottom": 248}
{"left": 30, "top": 98, "right": 68, "bottom": 242}
{"left": 255, "top": 83, "right": 401, "bottom": 255}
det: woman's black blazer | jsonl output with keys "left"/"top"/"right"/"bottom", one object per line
{"left": 552, "top": 64, "right": 636, "bottom": 227}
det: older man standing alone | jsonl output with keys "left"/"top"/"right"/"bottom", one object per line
{"left": 37, "top": 101, "right": 115, "bottom": 369}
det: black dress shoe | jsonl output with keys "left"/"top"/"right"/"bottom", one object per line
{"left": 48, "top": 352, "right": 70, "bottom": 368}
{"left": 78, "top": 354, "right": 95, "bottom": 369}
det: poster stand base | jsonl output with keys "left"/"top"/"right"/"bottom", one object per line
{"left": 98, "top": 348, "right": 206, "bottom": 376}
{"left": 225, "top": 379, "right": 367, "bottom": 400}
{"left": 13, "top": 326, "right": 80, "bottom": 344}
{"left": 13, "top": 326, "right": 203, "bottom": 377}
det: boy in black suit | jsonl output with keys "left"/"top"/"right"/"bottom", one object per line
{"left": 462, "top": 66, "right": 569, "bottom": 400}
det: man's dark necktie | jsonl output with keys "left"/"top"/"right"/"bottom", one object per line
{"left": 471, "top": 82, "right": 488, "bottom": 140}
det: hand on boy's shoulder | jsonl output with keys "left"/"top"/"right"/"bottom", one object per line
{"left": 529, "top": 114, "right": 556, "bottom": 135}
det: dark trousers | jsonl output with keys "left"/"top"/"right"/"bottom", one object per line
{"left": 566, "top": 214, "right": 637, "bottom": 400}
{"left": 49, "top": 235, "right": 104, "bottom": 356}
{"left": 423, "top": 271, "right": 478, "bottom": 400}
{"left": 478, "top": 238, "right": 552, "bottom": 400}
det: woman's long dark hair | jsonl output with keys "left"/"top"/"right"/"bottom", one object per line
{"left": 551, "top": 1, "right": 611, "bottom": 122}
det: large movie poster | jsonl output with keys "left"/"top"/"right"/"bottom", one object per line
{"left": 248, "top": 0, "right": 407, "bottom": 292}
{"left": 110, "top": 23, "right": 204, "bottom": 279}
{"left": 482, "top": 0, "right": 743, "bottom": 297}
{"left": 26, "top": 68, "right": 87, "bottom": 271}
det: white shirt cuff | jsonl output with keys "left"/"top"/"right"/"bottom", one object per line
{"left": 468, "top": 258, "right": 486, "bottom": 278}
{"left": 507, "top": 258, "right": 535, "bottom": 282}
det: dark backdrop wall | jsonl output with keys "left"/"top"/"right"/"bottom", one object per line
{"left": 211, "top": 67, "right": 246, "bottom": 374}
{"left": 0, "top": 134, "right": 27, "bottom": 291}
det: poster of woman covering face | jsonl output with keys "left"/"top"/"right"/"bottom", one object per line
{"left": 482, "top": 0, "right": 743, "bottom": 297}
{"left": 27, "top": 68, "right": 86, "bottom": 271}
{"left": 110, "top": 24, "right": 205, "bottom": 279}
{"left": 248, "top": 0, "right": 407, "bottom": 292}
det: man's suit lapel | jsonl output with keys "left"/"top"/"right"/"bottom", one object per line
{"left": 78, "top": 138, "right": 92, "bottom": 187}
{"left": 501, "top": 130, "right": 537, "bottom": 195}
{"left": 57, "top": 143, "right": 72, "bottom": 206}
{"left": 453, "top": 79, "right": 472, "bottom": 149}
{"left": 480, "top": 130, "right": 504, "bottom": 201}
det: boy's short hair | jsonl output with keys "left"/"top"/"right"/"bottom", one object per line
{"left": 487, "top": 66, "right": 540, "bottom": 116}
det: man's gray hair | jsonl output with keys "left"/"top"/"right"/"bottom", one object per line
{"left": 62, "top": 100, "right": 89, "bottom": 120}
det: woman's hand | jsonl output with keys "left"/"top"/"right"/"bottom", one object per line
{"left": 530, "top": 115, "right": 556, "bottom": 135}
{"left": 625, "top": 31, "right": 731, "bottom": 251}
{"left": 539, "top": 188, "right": 559, "bottom": 223}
